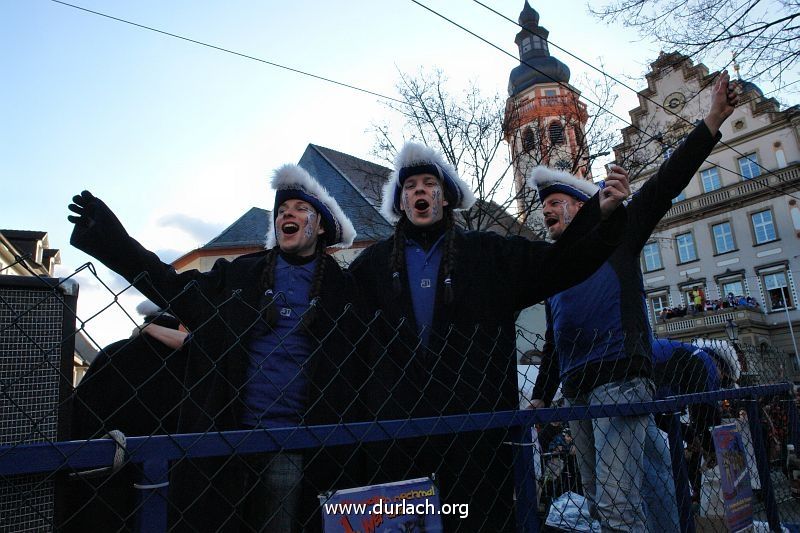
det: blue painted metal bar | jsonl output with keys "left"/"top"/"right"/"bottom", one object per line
{"left": 788, "top": 396, "right": 800, "bottom": 451}
{"left": 134, "top": 459, "right": 169, "bottom": 533}
{"left": 0, "top": 383, "right": 790, "bottom": 477}
{"left": 745, "top": 399, "right": 781, "bottom": 531}
{"left": 668, "top": 412, "right": 695, "bottom": 533}
{"left": 510, "top": 426, "right": 540, "bottom": 533}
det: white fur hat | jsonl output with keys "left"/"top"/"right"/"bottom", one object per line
{"left": 693, "top": 338, "right": 742, "bottom": 382}
{"left": 528, "top": 166, "right": 599, "bottom": 202}
{"left": 380, "top": 142, "right": 476, "bottom": 223}
{"left": 266, "top": 164, "right": 356, "bottom": 249}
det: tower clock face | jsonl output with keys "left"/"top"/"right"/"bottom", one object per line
{"left": 664, "top": 92, "right": 686, "bottom": 113}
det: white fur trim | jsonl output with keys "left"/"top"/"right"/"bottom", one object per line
{"left": 380, "top": 142, "right": 476, "bottom": 223}
{"left": 265, "top": 164, "right": 357, "bottom": 249}
{"left": 693, "top": 338, "right": 742, "bottom": 381}
{"left": 528, "top": 166, "right": 599, "bottom": 201}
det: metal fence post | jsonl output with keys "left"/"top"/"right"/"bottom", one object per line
{"left": 668, "top": 412, "right": 696, "bottom": 533}
{"left": 745, "top": 399, "right": 781, "bottom": 530}
{"left": 511, "top": 425, "right": 540, "bottom": 532}
{"left": 787, "top": 396, "right": 800, "bottom": 451}
{"left": 134, "top": 459, "right": 170, "bottom": 533}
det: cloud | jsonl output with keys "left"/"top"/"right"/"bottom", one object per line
{"left": 156, "top": 213, "right": 225, "bottom": 244}
{"left": 155, "top": 248, "right": 184, "bottom": 263}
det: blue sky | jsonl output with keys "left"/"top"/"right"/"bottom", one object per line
{"left": 3, "top": 0, "right": 794, "bottom": 345}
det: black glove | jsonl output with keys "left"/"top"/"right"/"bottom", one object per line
{"left": 68, "top": 190, "right": 130, "bottom": 259}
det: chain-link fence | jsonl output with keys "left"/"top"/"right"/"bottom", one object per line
{"left": 1, "top": 259, "right": 800, "bottom": 532}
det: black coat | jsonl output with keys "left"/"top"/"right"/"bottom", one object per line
{"left": 348, "top": 195, "right": 625, "bottom": 532}
{"left": 70, "top": 223, "right": 367, "bottom": 532}
{"left": 64, "top": 334, "right": 187, "bottom": 532}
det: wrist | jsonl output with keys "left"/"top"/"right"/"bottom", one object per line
{"left": 704, "top": 114, "right": 723, "bottom": 135}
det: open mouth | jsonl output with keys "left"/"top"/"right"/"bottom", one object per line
{"left": 281, "top": 222, "right": 300, "bottom": 235}
{"left": 545, "top": 216, "right": 559, "bottom": 228}
{"left": 414, "top": 199, "right": 430, "bottom": 211}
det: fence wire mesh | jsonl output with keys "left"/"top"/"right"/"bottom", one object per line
{"left": 0, "top": 256, "right": 799, "bottom": 532}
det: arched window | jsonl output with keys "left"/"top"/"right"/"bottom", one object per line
{"left": 522, "top": 127, "right": 536, "bottom": 152}
{"left": 548, "top": 121, "right": 565, "bottom": 145}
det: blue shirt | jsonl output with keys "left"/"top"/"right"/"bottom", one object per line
{"left": 405, "top": 235, "right": 445, "bottom": 346}
{"left": 241, "top": 255, "right": 315, "bottom": 428}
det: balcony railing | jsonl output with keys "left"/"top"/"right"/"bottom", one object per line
{"left": 654, "top": 308, "right": 766, "bottom": 335}
{"left": 661, "top": 164, "right": 800, "bottom": 224}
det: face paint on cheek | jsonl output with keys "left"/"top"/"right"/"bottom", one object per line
{"left": 431, "top": 187, "right": 442, "bottom": 218}
{"left": 401, "top": 190, "right": 412, "bottom": 211}
{"left": 561, "top": 203, "right": 573, "bottom": 227}
{"left": 303, "top": 212, "right": 317, "bottom": 239}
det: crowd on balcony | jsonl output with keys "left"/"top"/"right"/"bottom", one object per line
{"left": 659, "top": 290, "right": 761, "bottom": 321}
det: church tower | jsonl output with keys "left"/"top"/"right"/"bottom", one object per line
{"left": 504, "top": 2, "right": 592, "bottom": 219}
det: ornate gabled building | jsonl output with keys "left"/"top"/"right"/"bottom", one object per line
{"left": 504, "top": 1, "right": 591, "bottom": 220}
{"left": 614, "top": 51, "right": 800, "bottom": 357}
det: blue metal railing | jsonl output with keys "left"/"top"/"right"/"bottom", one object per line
{"left": 0, "top": 382, "right": 794, "bottom": 531}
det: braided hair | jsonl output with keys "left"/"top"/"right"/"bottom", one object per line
{"left": 300, "top": 239, "right": 328, "bottom": 330}
{"left": 259, "top": 238, "right": 328, "bottom": 330}
{"left": 389, "top": 209, "right": 457, "bottom": 305}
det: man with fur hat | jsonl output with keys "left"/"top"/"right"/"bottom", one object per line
{"left": 349, "top": 139, "right": 630, "bottom": 531}
{"left": 67, "top": 164, "right": 365, "bottom": 532}
{"left": 528, "top": 71, "right": 739, "bottom": 531}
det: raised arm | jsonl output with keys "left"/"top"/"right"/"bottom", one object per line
{"left": 626, "top": 70, "right": 739, "bottom": 250}
{"left": 68, "top": 190, "right": 223, "bottom": 329}
{"left": 505, "top": 187, "right": 627, "bottom": 310}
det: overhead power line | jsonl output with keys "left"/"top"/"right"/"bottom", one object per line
{"left": 412, "top": 0, "right": 800, "bottom": 201}
{"left": 48, "top": 0, "right": 799, "bottom": 202}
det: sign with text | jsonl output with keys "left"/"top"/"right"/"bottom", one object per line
{"left": 712, "top": 423, "right": 754, "bottom": 532}
{"left": 321, "top": 477, "right": 443, "bottom": 533}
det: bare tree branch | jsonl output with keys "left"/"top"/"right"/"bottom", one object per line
{"left": 588, "top": 0, "right": 800, "bottom": 86}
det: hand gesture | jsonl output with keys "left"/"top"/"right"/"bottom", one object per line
{"left": 704, "top": 70, "right": 740, "bottom": 134}
{"left": 527, "top": 398, "right": 545, "bottom": 409}
{"left": 598, "top": 164, "right": 631, "bottom": 219}
{"left": 67, "top": 190, "right": 130, "bottom": 254}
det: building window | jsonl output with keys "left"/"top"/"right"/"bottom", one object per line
{"left": 548, "top": 122, "right": 565, "bottom": 144}
{"left": 676, "top": 232, "right": 697, "bottom": 263}
{"left": 759, "top": 268, "right": 794, "bottom": 311}
{"left": 522, "top": 127, "right": 536, "bottom": 151}
{"left": 642, "top": 242, "right": 663, "bottom": 272}
{"left": 701, "top": 167, "right": 721, "bottom": 193}
{"left": 521, "top": 37, "right": 532, "bottom": 53}
{"left": 649, "top": 293, "right": 670, "bottom": 322}
{"left": 682, "top": 284, "right": 706, "bottom": 311}
{"left": 712, "top": 222, "right": 735, "bottom": 254}
{"left": 720, "top": 278, "right": 745, "bottom": 300}
{"left": 738, "top": 153, "right": 760, "bottom": 180}
{"left": 751, "top": 210, "right": 777, "bottom": 244}
{"left": 544, "top": 89, "right": 557, "bottom": 96}
{"left": 775, "top": 144, "right": 787, "bottom": 168}
{"left": 672, "top": 191, "right": 686, "bottom": 204}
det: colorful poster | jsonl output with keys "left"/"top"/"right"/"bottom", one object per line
{"left": 712, "top": 423, "right": 754, "bottom": 532}
{"left": 321, "top": 477, "right": 443, "bottom": 533}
